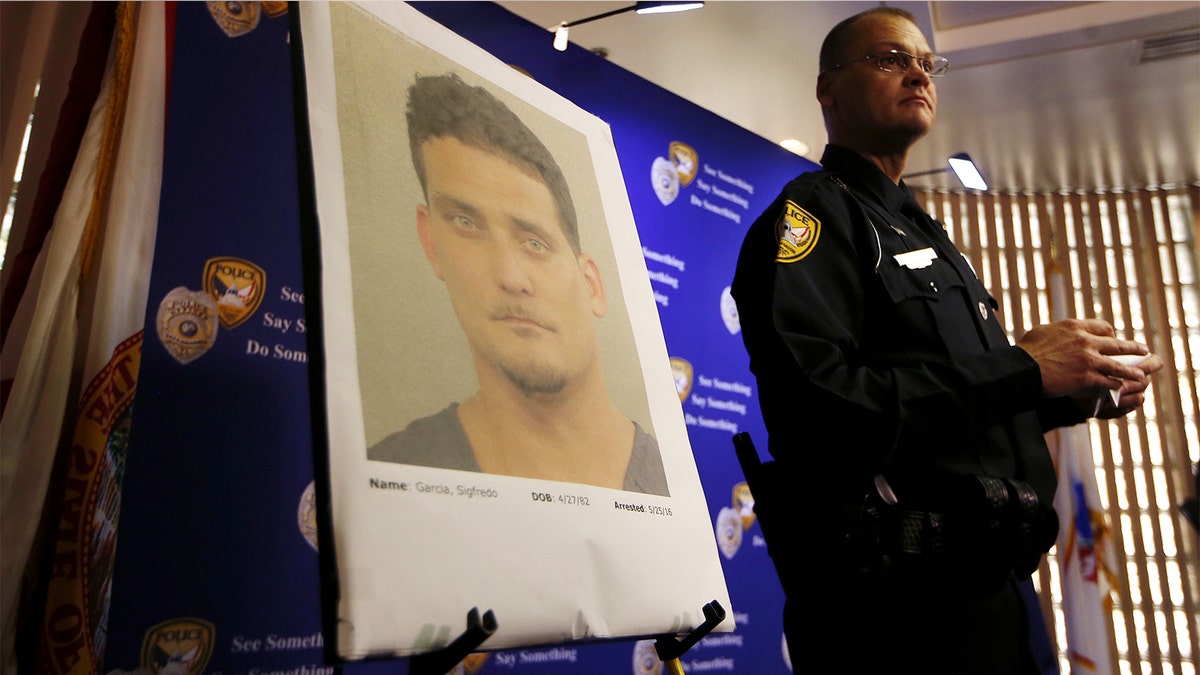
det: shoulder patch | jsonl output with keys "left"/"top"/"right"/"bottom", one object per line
{"left": 775, "top": 200, "right": 821, "bottom": 263}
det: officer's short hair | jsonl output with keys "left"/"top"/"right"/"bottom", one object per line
{"left": 406, "top": 73, "right": 581, "bottom": 254}
{"left": 819, "top": 7, "right": 918, "bottom": 73}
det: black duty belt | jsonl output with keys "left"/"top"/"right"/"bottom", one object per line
{"left": 865, "top": 473, "right": 1057, "bottom": 594}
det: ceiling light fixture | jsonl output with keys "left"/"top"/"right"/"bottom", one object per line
{"left": 779, "top": 139, "right": 809, "bottom": 156}
{"left": 903, "top": 152, "right": 988, "bottom": 191}
{"left": 552, "top": 2, "right": 704, "bottom": 52}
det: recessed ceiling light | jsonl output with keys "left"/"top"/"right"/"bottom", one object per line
{"left": 780, "top": 139, "right": 809, "bottom": 156}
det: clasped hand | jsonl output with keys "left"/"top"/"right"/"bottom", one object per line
{"left": 1017, "top": 318, "right": 1164, "bottom": 418}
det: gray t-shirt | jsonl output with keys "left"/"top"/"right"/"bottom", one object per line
{"left": 368, "top": 403, "right": 670, "bottom": 496}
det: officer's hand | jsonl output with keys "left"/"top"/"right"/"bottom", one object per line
{"left": 1094, "top": 352, "right": 1164, "bottom": 418}
{"left": 1016, "top": 319, "right": 1150, "bottom": 398}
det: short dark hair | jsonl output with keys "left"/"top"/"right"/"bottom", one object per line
{"left": 819, "top": 7, "right": 917, "bottom": 72}
{"left": 406, "top": 73, "right": 581, "bottom": 253}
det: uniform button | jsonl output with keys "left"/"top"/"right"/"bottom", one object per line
{"left": 978, "top": 301, "right": 989, "bottom": 319}
{"left": 929, "top": 281, "right": 939, "bottom": 293}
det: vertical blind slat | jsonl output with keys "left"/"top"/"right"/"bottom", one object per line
{"left": 1018, "top": 193, "right": 1044, "bottom": 329}
{"left": 1180, "top": 184, "right": 1200, "bottom": 666}
{"left": 1086, "top": 189, "right": 1158, "bottom": 670}
{"left": 1155, "top": 188, "right": 1200, "bottom": 670}
{"left": 1118, "top": 190, "right": 1182, "bottom": 673}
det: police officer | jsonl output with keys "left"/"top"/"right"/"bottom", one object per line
{"left": 731, "top": 7, "right": 1162, "bottom": 673}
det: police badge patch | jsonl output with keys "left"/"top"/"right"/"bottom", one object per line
{"left": 452, "top": 653, "right": 490, "bottom": 675}
{"left": 733, "top": 481, "right": 756, "bottom": 531}
{"left": 669, "top": 357, "right": 694, "bottom": 402}
{"left": 775, "top": 200, "right": 821, "bottom": 263}
{"left": 140, "top": 617, "right": 216, "bottom": 675}
{"left": 260, "top": 1, "right": 288, "bottom": 19}
{"left": 157, "top": 287, "right": 219, "bottom": 365}
{"left": 668, "top": 141, "right": 699, "bottom": 187}
{"left": 203, "top": 257, "right": 266, "bottom": 329}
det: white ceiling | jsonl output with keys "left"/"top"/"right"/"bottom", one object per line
{"left": 496, "top": 1, "right": 1200, "bottom": 193}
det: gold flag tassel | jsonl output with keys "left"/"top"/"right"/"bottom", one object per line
{"left": 78, "top": 1, "right": 137, "bottom": 282}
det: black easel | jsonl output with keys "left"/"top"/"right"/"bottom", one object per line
{"left": 653, "top": 600, "right": 727, "bottom": 675}
{"left": 404, "top": 599, "right": 722, "bottom": 675}
{"left": 408, "top": 607, "right": 497, "bottom": 675}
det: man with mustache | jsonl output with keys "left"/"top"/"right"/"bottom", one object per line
{"left": 368, "top": 74, "right": 668, "bottom": 497}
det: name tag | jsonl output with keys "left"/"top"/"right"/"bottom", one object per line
{"left": 893, "top": 247, "right": 937, "bottom": 269}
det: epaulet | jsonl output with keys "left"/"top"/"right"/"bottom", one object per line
{"left": 783, "top": 170, "right": 847, "bottom": 203}
{"left": 820, "top": 173, "right": 882, "bottom": 272}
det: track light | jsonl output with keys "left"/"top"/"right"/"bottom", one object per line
{"left": 551, "top": 2, "right": 704, "bottom": 52}
{"left": 903, "top": 152, "right": 989, "bottom": 191}
{"left": 947, "top": 153, "right": 988, "bottom": 191}
{"left": 635, "top": 1, "right": 705, "bottom": 14}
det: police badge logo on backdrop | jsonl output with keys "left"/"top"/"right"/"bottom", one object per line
{"left": 203, "top": 256, "right": 266, "bottom": 328}
{"left": 651, "top": 157, "right": 680, "bottom": 206}
{"left": 206, "top": 0, "right": 261, "bottom": 37}
{"left": 669, "top": 141, "right": 699, "bottom": 187}
{"left": 298, "top": 481, "right": 319, "bottom": 551}
{"left": 632, "top": 639, "right": 664, "bottom": 674}
{"left": 155, "top": 256, "right": 267, "bottom": 364}
{"left": 138, "top": 617, "right": 216, "bottom": 675}
{"left": 156, "top": 288, "right": 219, "bottom": 365}
{"left": 715, "top": 506, "right": 744, "bottom": 559}
{"left": 205, "top": 1, "right": 288, "bottom": 38}
{"left": 448, "top": 652, "right": 489, "bottom": 674}
{"left": 733, "top": 482, "right": 756, "bottom": 530}
{"left": 670, "top": 356, "right": 694, "bottom": 402}
{"left": 720, "top": 286, "right": 741, "bottom": 335}
{"left": 651, "top": 140, "right": 699, "bottom": 206}
{"left": 715, "top": 481, "right": 757, "bottom": 560}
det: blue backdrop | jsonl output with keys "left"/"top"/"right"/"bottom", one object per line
{"left": 103, "top": 3, "right": 818, "bottom": 674}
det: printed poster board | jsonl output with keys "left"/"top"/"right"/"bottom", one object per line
{"left": 298, "top": 1, "right": 732, "bottom": 659}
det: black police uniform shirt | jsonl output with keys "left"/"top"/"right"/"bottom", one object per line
{"left": 731, "top": 144, "right": 1084, "bottom": 512}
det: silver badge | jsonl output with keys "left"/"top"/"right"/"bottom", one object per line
{"left": 632, "top": 639, "right": 663, "bottom": 675}
{"left": 298, "top": 481, "right": 319, "bottom": 552}
{"left": 651, "top": 156, "right": 680, "bottom": 206}
{"left": 720, "top": 286, "right": 741, "bottom": 335}
{"left": 207, "top": 1, "right": 261, "bottom": 38}
{"left": 157, "top": 287, "right": 219, "bottom": 365}
{"left": 978, "top": 300, "right": 989, "bottom": 320}
{"left": 715, "top": 506, "right": 743, "bottom": 559}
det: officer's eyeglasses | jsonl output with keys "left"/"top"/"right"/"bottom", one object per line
{"left": 826, "top": 50, "right": 950, "bottom": 77}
